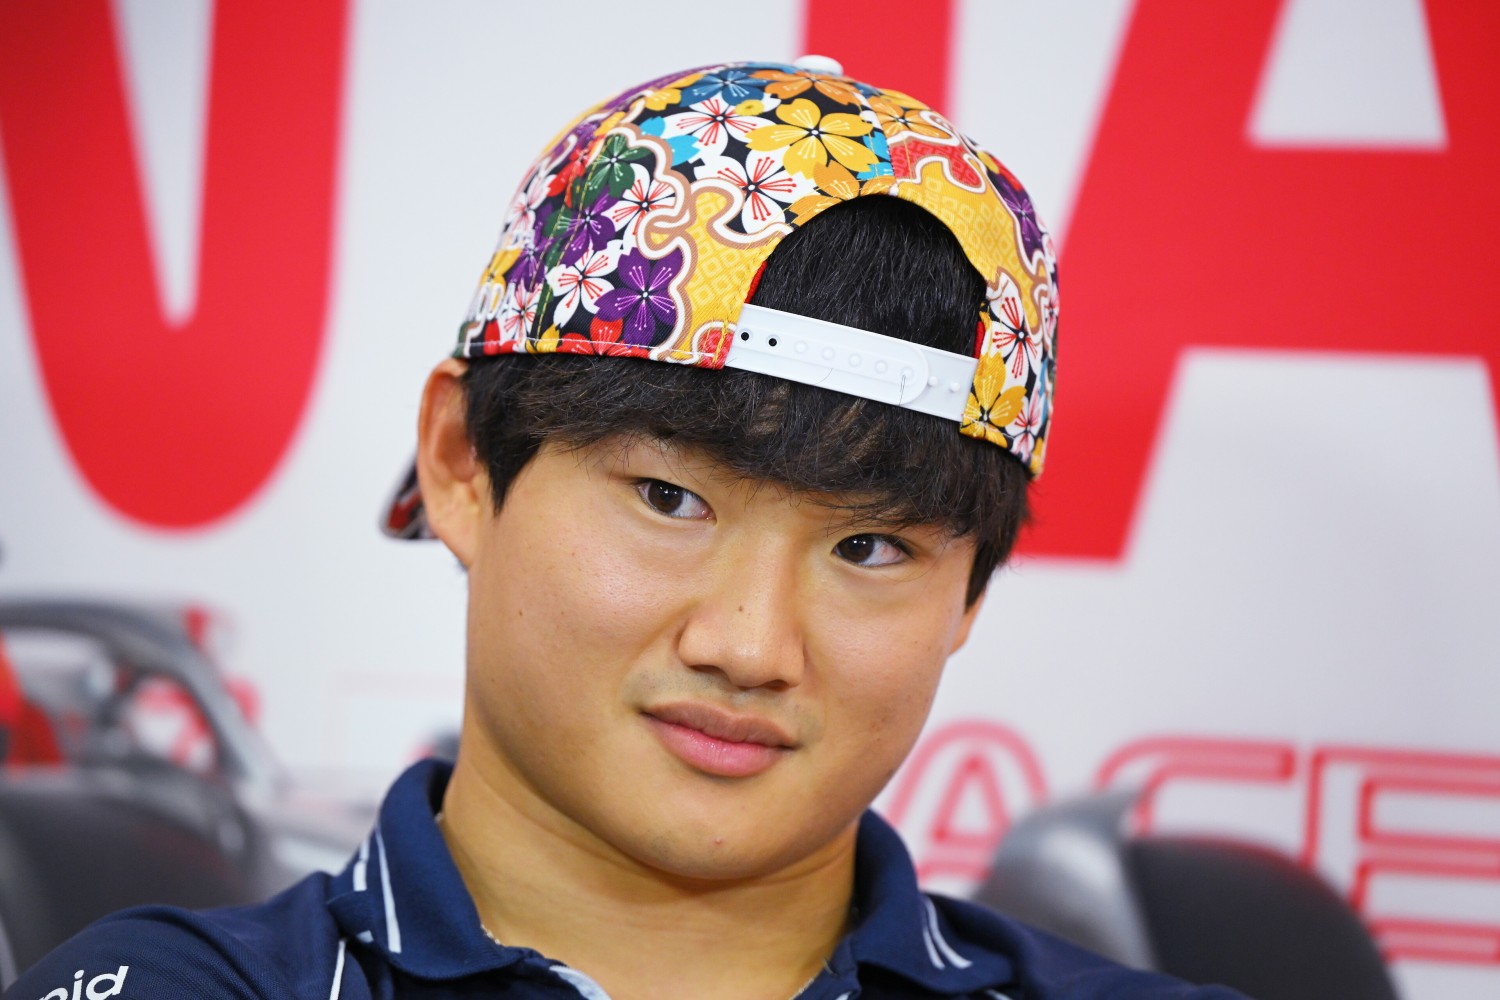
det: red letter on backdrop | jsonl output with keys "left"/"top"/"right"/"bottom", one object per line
{"left": 810, "top": 0, "right": 1500, "bottom": 560}
{"left": 1045, "top": 0, "right": 1500, "bottom": 558}
{"left": 1306, "top": 748, "right": 1500, "bottom": 966}
{"left": 1094, "top": 736, "right": 1297, "bottom": 832}
{"left": 0, "top": 0, "right": 347, "bottom": 528}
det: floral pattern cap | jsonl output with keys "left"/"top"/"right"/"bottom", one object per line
{"left": 386, "top": 61, "right": 1059, "bottom": 539}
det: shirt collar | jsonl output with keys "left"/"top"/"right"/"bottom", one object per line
{"left": 326, "top": 759, "right": 534, "bottom": 980}
{"left": 327, "top": 759, "right": 1016, "bottom": 993}
{"left": 841, "top": 810, "right": 1017, "bottom": 994}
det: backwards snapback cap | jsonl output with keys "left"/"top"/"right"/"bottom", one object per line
{"left": 384, "top": 58, "right": 1058, "bottom": 539}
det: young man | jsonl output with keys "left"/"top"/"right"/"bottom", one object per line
{"left": 6, "top": 61, "right": 1246, "bottom": 999}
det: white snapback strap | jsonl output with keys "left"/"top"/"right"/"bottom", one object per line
{"left": 723, "top": 304, "right": 978, "bottom": 421}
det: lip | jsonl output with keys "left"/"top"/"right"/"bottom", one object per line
{"left": 644, "top": 703, "right": 795, "bottom": 779}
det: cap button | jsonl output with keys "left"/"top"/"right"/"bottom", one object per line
{"left": 794, "top": 54, "right": 844, "bottom": 75}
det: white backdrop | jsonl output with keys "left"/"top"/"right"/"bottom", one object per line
{"left": 2, "top": 2, "right": 1497, "bottom": 996}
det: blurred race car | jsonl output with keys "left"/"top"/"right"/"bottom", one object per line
{"left": 0, "top": 599, "right": 371, "bottom": 986}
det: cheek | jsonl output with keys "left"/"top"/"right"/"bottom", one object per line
{"left": 820, "top": 619, "right": 950, "bottom": 767}
{"left": 465, "top": 507, "right": 692, "bottom": 704}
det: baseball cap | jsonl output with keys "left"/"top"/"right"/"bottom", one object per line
{"left": 383, "top": 58, "right": 1058, "bottom": 539}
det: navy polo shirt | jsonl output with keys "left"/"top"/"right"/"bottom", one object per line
{"left": 5, "top": 760, "right": 1246, "bottom": 999}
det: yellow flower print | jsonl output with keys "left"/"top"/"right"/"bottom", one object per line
{"left": 752, "top": 68, "right": 863, "bottom": 106}
{"left": 746, "top": 98, "right": 877, "bottom": 179}
{"left": 960, "top": 355, "right": 1026, "bottom": 446}
{"left": 788, "top": 161, "right": 859, "bottom": 224}
{"left": 786, "top": 162, "right": 894, "bottom": 225}
{"left": 875, "top": 87, "right": 929, "bottom": 110}
{"left": 642, "top": 72, "right": 704, "bottom": 111}
{"left": 1028, "top": 435, "right": 1047, "bottom": 477}
{"left": 526, "top": 324, "right": 562, "bottom": 354}
{"left": 642, "top": 89, "right": 679, "bottom": 111}
{"left": 869, "top": 96, "right": 950, "bottom": 140}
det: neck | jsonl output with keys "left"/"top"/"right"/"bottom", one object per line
{"left": 439, "top": 742, "right": 858, "bottom": 1000}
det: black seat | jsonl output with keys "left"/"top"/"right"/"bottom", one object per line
{"left": 973, "top": 791, "right": 1399, "bottom": 1000}
{"left": 0, "top": 770, "right": 259, "bottom": 977}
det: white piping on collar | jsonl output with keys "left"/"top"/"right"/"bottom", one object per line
{"left": 923, "top": 896, "right": 974, "bottom": 970}
{"left": 353, "top": 834, "right": 370, "bottom": 893}
{"left": 327, "top": 938, "right": 347, "bottom": 1000}
{"left": 375, "top": 825, "right": 403, "bottom": 953}
{"left": 551, "top": 965, "right": 612, "bottom": 999}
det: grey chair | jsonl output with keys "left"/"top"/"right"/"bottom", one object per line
{"left": 973, "top": 791, "right": 1400, "bottom": 1000}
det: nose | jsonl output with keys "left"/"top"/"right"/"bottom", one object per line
{"left": 676, "top": 536, "right": 807, "bottom": 691}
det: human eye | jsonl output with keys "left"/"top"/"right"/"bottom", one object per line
{"left": 634, "top": 479, "right": 713, "bottom": 520}
{"left": 833, "top": 533, "right": 911, "bottom": 568}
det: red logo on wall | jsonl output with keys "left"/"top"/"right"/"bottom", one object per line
{"left": 808, "top": 0, "right": 1500, "bottom": 560}
{"left": 0, "top": 0, "right": 347, "bottom": 529}
{"left": 894, "top": 723, "right": 1500, "bottom": 968}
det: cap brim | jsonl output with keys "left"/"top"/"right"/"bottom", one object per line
{"left": 380, "top": 459, "right": 432, "bottom": 540}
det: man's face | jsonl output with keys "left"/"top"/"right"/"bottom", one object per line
{"left": 457, "top": 435, "right": 982, "bottom": 881}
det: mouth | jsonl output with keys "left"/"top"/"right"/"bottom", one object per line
{"left": 643, "top": 702, "right": 795, "bottom": 779}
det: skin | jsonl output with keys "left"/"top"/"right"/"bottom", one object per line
{"left": 417, "top": 358, "right": 984, "bottom": 1000}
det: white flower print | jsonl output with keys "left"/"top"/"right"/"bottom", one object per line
{"left": 546, "top": 245, "right": 620, "bottom": 325}
{"left": 660, "top": 96, "right": 770, "bottom": 159}
{"left": 609, "top": 164, "right": 676, "bottom": 236}
{"left": 986, "top": 276, "right": 1040, "bottom": 382}
{"left": 499, "top": 166, "right": 554, "bottom": 250}
{"left": 696, "top": 150, "right": 807, "bottom": 234}
{"left": 496, "top": 280, "right": 540, "bottom": 344}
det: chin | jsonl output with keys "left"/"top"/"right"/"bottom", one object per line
{"left": 612, "top": 802, "right": 854, "bottom": 883}
{"left": 635, "top": 831, "right": 798, "bottom": 883}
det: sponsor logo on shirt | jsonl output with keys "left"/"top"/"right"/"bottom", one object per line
{"left": 36, "top": 966, "right": 128, "bottom": 1000}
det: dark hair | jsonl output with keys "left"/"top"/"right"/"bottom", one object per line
{"left": 462, "top": 196, "right": 1029, "bottom": 604}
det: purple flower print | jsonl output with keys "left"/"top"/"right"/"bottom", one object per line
{"left": 561, "top": 191, "right": 618, "bottom": 265}
{"left": 990, "top": 169, "right": 1045, "bottom": 261}
{"left": 509, "top": 210, "right": 552, "bottom": 290}
{"left": 594, "top": 248, "right": 682, "bottom": 346}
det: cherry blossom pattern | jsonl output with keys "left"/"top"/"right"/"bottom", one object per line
{"left": 558, "top": 191, "right": 619, "bottom": 265}
{"left": 660, "top": 96, "right": 770, "bottom": 159}
{"left": 593, "top": 247, "right": 682, "bottom": 347}
{"left": 960, "top": 355, "right": 1027, "bottom": 448}
{"left": 507, "top": 212, "right": 553, "bottom": 291}
{"left": 995, "top": 180, "right": 1046, "bottom": 263}
{"left": 546, "top": 244, "right": 621, "bottom": 326}
{"left": 753, "top": 68, "right": 863, "bottom": 107}
{"left": 1008, "top": 386, "right": 1047, "bottom": 466}
{"left": 986, "top": 277, "right": 1041, "bottom": 382}
{"left": 451, "top": 61, "right": 1060, "bottom": 472}
{"left": 869, "top": 96, "right": 950, "bottom": 141}
{"left": 680, "top": 68, "right": 770, "bottom": 106}
{"left": 609, "top": 164, "right": 677, "bottom": 235}
{"left": 745, "top": 98, "right": 877, "bottom": 180}
{"left": 788, "top": 161, "right": 893, "bottom": 226}
{"left": 489, "top": 281, "right": 540, "bottom": 353}
{"left": 580, "top": 133, "right": 655, "bottom": 204}
{"left": 696, "top": 151, "right": 806, "bottom": 234}
{"left": 499, "top": 163, "right": 556, "bottom": 250}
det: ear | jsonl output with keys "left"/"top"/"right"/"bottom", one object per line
{"left": 948, "top": 589, "right": 986, "bottom": 656}
{"left": 415, "top": 358, "right": 487, "bottom": 568}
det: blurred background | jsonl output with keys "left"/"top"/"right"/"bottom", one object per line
{"left": 1, "top": 1, "right": 1496, "bottom": 996}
